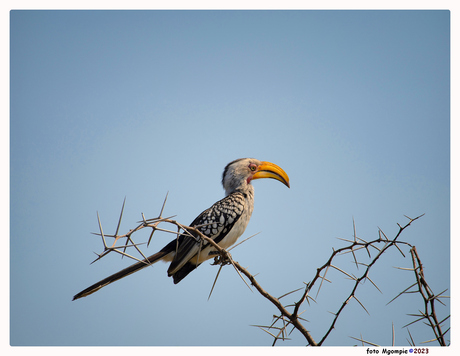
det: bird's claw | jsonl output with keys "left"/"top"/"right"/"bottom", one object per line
{"left": 210, "top": 251, "right": 232, "bottom": 266}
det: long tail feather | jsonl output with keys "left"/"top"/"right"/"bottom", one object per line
{"left": 73, "top": 250, "right": 168, "bottom": 300}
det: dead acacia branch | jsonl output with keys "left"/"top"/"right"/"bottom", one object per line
{"left": 86, "top": 198, "right": 448, "bottom": 346}
{"left": 408, "top": 246, "right": 449, "bottom": 346}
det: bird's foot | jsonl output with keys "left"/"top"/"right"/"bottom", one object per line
{"left": 209, "top": 251, "right": 232, "bottom": 266}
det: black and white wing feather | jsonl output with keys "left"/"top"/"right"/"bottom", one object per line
{"left": 167, "top": 192, "right": 248, "bottom": 283}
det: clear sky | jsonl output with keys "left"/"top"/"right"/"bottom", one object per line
{"left": 10, "top": 9, "right": 450, "bottom": 348}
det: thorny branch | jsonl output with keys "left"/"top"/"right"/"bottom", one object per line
{"left": 409, "top": 247, "right": 450, "bottom": 346}
{"left": 311, "top": 215, "right": 423, "bottom": 346}
{"left": 88, "top": 197, "right": 449, "bottom": 346}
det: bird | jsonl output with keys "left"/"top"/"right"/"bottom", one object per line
{"left": 72, "top": 158, "right": 290, "bottom": 300}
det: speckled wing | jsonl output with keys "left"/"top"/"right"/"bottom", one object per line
{"left": 167, "top": 192, "right": 246, "bottom": 276}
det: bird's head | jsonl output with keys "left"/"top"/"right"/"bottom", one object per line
{"left": 222, "top": 158, "right": 290, "bottom": 195}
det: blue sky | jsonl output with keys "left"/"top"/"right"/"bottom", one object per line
{"left": 9, "top": 10, "right": 450, "bottom": 347}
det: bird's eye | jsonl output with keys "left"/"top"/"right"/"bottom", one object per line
{"left": 249, "top": 164, "right": 257, "bottom": 171}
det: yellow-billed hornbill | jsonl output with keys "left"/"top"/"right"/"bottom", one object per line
{"left": 73, "top": 158, "right": 289, "bottom": 300}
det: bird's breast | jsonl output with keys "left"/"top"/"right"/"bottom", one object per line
{"left": 217, "top": 207, "right": 252, "bottom": 250}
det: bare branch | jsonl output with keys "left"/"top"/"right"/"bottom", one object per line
{"left": 82, "top": 199, "right": 446, "bottom": 347}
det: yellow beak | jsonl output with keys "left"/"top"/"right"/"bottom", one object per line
{"left": 252, "top": 161, "right": 290, "bottom": 188}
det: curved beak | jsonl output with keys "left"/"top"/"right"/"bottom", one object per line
{"left": 252, "top": 161, "right": 290, "bottom": 188}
